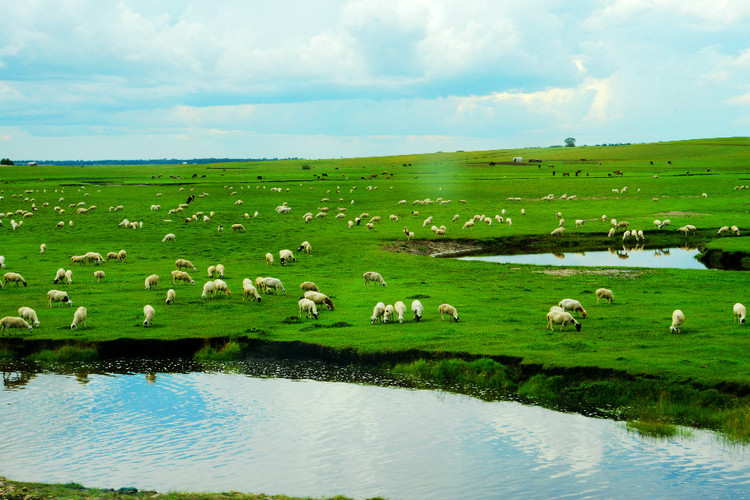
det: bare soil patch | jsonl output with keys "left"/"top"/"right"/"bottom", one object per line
{"left": 655, "top": 211, "right": 711, "bottom": 216}
{"left": 533, "top": 269, "right": 648, "bottom": 278}
{"left": 382, "top": 239, "right": 485, "bottom": 257}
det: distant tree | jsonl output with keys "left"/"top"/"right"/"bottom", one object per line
{"left": 0, "top": 158, "right": 14, "bottom": 165}
{"left": 564, "top": 137, "right": 576, "bottom": 147}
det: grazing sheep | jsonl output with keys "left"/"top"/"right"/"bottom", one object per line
{"left": 175, "top": 258, "right": 197, "bottom": 270}
{"left": 551, "top": 227, "right": 565, "bottom": 236}
{"left": 143, "top": 305, "right": 155, "bottom": 327}
{"left": 93, "top": 270, "right": 105, "bottom": 283}
{"left": 254, "top": 276, "right": 266, "bottom": 291}
{"left": 207, "top": 265, "right": 217, "bottom": 277}
{"left": 546, "top": 310, "right": 581, "bottom": 331}
{"left": 265, "top": 253, "right": 274, "bottom": 265}
{"left": 595, "top": 288, "right": 614, "bottom": 304}
{"left": 201, "top": 280, "right": 215, "bottom": 299}
{"left": 670, "top": 309, "right": 685, "bottom": 333}
{"left": 53, "top": 268, "right": 66, "bottom": 284}
{"left": 559, "top": 298, "right": 587, "bottom": 318}
{"left": 70, "top": 306, "right": 87, "bottom": 330}
{"left": 18, "top": 307, "right": 40, "bottom": 327}
{"left": 300, "top": 281, "right": 319, "bottom": 292}
{"left": 261, "top": 277, "right": 285, "bottom": 295}
{"left": 1, "top": 316, "right": 33, "bottom": 335}
{"left": 65, "top": 269, "right": 73, "bottom": 284}
{"left": 304, "top": 291, "right": 334, "bottom": 310}
{"left": 106, "top": 251, "right": 120, "bottom": 262}
{"left": 298, "top": 298, "right": 319, "bottom": 320}
{"left": 47, "top": 289, "right": 72, "bottom": 307}
{"left": 734, "top": 303, "right": 746, "bottom": 325}
{"left": 363, "top": 271, "right": 387, "bottom": 287}
{"left": 411, "top": 300, "right": 423, "bottom": 322}
{"left": 145, "top": 274, "right": 160, "bottom": 290}
{"left": 4, "top": 272, "right": 27, "bottom": 287}
{"left": 383, "top": 304, "right": 395, "bottom": 323}
{"left": 298, "top": 241, "right": 312, "bottom": 254}
{"left": 0, "top": 256, "right": 4, "bottom": 268}
{"left": 462, "top": 220, "right": 474, "bottom": 230}
{"left": 118, "top": 249, "right": 127, "bottom": 262}
{"left": 279, "top": 249, "right": 296, "bottom": 266}
{"left": 171, "top": 270, "right": 195, "bottom": 285}
{"left": 213, "top": 279, "right": 231, "bottom": 296}
{"left": 166, "top": 288, "right": 176, "bottom": 305}
{"left": 162, "top": 233, "right": 176, "bottom": 243}
{"left": 231, "top": 223, "right": 245, "bottom": 232}
{"left": 394, "top": 301, "right": 406, "bottom": 323}
{"left": 371, "top": 302, "right": 386, "bottom": 324}
{"left": 40, "top": 243, "right": 46, "bottom": 254}
{"left": 607, "top": 228, "right": 615, "bottom": 237}
{"left": 438, "top": 304, "right": 459, "bottom": 322}
{"left": 215, "top": 264, "right": 225, "bottom": 278}
{"left": 242, "top": 280, "right": 262, "bottom": 302}
{"left": 84, "top": 251, "right": 105, "bottom": 265}
{"left": 731, "top": 225, "right": 740, "bottom": 236}
{"left": 69, "top": 255, "right": 86, "bottom": 265}
{"left": 575, "top": 219, "right": 585, "bottom": 228}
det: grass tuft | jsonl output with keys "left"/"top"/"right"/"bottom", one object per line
{"left": 194, "top": 341, "right": 244, "bottom": 361}
{"left": 29, "top": 345, "right": 99, "bottom": 364}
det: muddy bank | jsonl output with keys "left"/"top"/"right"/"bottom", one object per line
{"left": 697, "top": 248, "right": 750, "bottom": 270}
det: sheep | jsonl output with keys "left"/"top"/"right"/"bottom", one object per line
{"left": 166, "top": 288, "right": 176, "bottom": 305}
{"left": 394, "top": 301, "right": 406, "bottom": 323}
{"left": 575, "top": 219, "right": 585, "bottom": 228}
{"left": 53, "top": 268, "right": 66, "bottom": 284}
{"left": 411, "top": 300, "right": 423, "bottom": 322}
{"left": 1, "top": 316, "right": 33, "bottom": 335}
{"left": 118, "top": 249, "right": 127, "bottom": 262}
{"left": 231, "top": 223, "right": 245, "bottom": 232}
{"left": 106, "top": 251, "right": 120, "bottom": 262}
{"left": 162, "top": 233, "right": 176, "bottom": 243}
{"left": 242, "top": 280, "right": 262, "bottom": 302}
{"left": 403, "top": 227, "right": 415, "bottom": 240}
{"left": 670, "top": 309, "right": 685, "bottom": 333}
{"left": 559, "top": 218, "right": 565, "bottom": 227}
{"left": 215, "top": 264, "right": 225, "bottom": 278}
{"left": 47, "top": 289, "right": 72, "bottom": 307}
{"left": 261, "top": 277, "right": 285, "bottom": 295}
{"left": 298, "top": 241, "right": 312, "bottom": 254}
{"left": 265, "top": 253, "right": 274, "bottom": 265}
{"left": 93, "top": 270, "right": 105, "bottom": 282}
{"left": 595, "top": 288, "right": 614, "bottom": 304}
{"left": 718, "top": 226, "right": 730, "bottom": 236}
{"left": 218, "top": 225, "right": 223, "bottom": 235}
{"left": 4, "top": 272, "right": 27, "bottom": 287}
{"left": 559, "top": 298, "right": 587, "bottom": 318}
{"left": 143, "top": 305, "right": 155, "bottom": 327}
{"left": 438, "top": 303, "right": 459, "bottom": 322}
{"left": 64, "top": 270, "right": 73, "bottom": 284}
{"left": 84, "top": 251, "right": 105, "bottom": 265}
{"left": 175, "top": 258, "right": 197, "bottom": 270}
{"left": 371, "top": 302, "right": 386, "bottom": 324}
{"left": 254, "top": 276, "right": 265, "bottom": 291}
{"left": 462, "top": 220, "right": 474, "bottom": 230}
{"left": 384, "top": 304, "right": 394, "bottom": 323}
{"left": 298, "top": 298, "right": 319, "bottom": 319}
{"left": 207, "top": 265, "right": 217, "bottom": 277}
{"left": 363, "top": 271, "right": 387, "bottom": 287}
{"left": 18, "top": 307, "right": 40, "bottom": 327}
{"left": 201, "top": 280, "right": 215, "bottom": 299}
{"left": 546, "top": 309, "right": 581, "bottom": 331}
{"left": 145, "top": 274, "right": 160, "bottom": 290}
{"left": 171, "top": 270, "right": 195, "bottom": 285}
{"left": 213, "top": 279, "right": 231, "bottom": 296}
{"left": 40, "top": 243, "right": 46, "bottom": 254}
{"left": 551, "top": 227, "right": 565, "bottom": 236}
{"left": 659, "top": 219, "right": 671, "bottom": 229}
{"left": 304, "top": 291, "right": 334, "bottom": 310}
{"left": 734, "top": 303, "right": 746, "bottom": 325}
{"left": 300, "top": 281, "right": 319, "bottom": 292}
{"left": 70, "top": 306, "right": 87, "bottom": 330}
{"left": 731, "top": 225, "right": 740, "bottom": 236}
{"left": 0, "top": 256, "right": 4, "bottom": 268}
{"left": 279, "top": 249, "right": 296, "bottom": 266}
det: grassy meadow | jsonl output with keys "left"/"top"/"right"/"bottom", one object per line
{"left": 1, "top": 137, "right": 749, "bottom": 435}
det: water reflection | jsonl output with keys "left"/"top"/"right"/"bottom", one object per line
{"left": 460, "top": 246, "right": 706, "bottom": 269}
{"left": 1, "top": 359, "right": 749, "bottom": 500}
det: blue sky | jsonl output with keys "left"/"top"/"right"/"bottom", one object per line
{"left": 1, "top": 0, "right": 749, "bottom": 160}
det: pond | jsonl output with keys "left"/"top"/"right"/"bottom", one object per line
{"left": 459, "top": 246, "right": 708, "bottom": 269}
{"left": 2, "top": 359, "right": 749, "bottom": 499}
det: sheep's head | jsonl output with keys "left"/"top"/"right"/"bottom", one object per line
{"left": 574, "top": 321, "right": 582, "bottom": 332}
{"left": 27, "top": 325, "right": 33, "bottom": 333}
{"left": 580, "top": 310, "right": 587, "bottom": 319}
{"left": 453, "top": 315, "right": 459, "bottom": 322}
{"left": 70, "top": 323, "right": 77, "bottom": 331}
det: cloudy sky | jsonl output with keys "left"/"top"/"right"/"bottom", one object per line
{"left": 1, "top": 0, "right": 749, "bottom": 160}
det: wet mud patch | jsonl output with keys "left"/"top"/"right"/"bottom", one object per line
{"left": 533, "top": 269, "right": 648, "bottom": 278}
{"left": 382, "top": 239, "right": 486, "bottom": 257}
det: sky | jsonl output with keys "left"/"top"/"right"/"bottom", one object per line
{"left": 1, "top": 0, "right": 749, "bottom": 161}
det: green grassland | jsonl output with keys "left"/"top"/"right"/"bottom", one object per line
{"left": 1, "top": 137, "right": 749, "bottom": 435}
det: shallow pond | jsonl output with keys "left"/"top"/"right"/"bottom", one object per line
{"left": 460, "top": 246, "right": 708, "bottom": 269}
{"left": 2, "top": 359, "right": 749, "bottom": 499}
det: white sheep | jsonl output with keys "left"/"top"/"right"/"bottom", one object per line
{"left": 559, "top": 298, "right": 587, "bottom": 318}
{"left": 394, "top": 301, "right": 406, "bottom": 323}
{"left": 670, "top": 309, "right": 685, "bottom": 333}
{"left": 0, "top": 256, "right": 4, "bottom": 268}
{"left": 213, "top": 279, "right": 231, "bottom": 296}
{"left": 4, "top": 272, "right": 27, "bottom": 287}
{"left": 551, "top": 227, "right": 565, "bottom": 236}
{"left": 1, "top": 316, "right": 33, "bottom": 335}
{"left": 304, "top": 291, "right": 334, "bottom": 310}
{"left": 162, "top": 233, "right": 176, "bottom": 243}
{"left": 175, "top": 258, "right": 197, "bottom": 270}
{"left": 216, "top": 264, "right": 225, "bottom": 278}
{"left": 47, "top": 289, "right": 73, "bottom": 307}
{"left": 70, "top": 306, "right": 87, "bottom": 330}
{"left": 53, "top": 267, "right": 66, "bottom": 284}
{"left": 734, "top": 303, "right": 746, "bottom": 325}
{"left": 143, "top": 305, "right": 155, "bottom": 327}
{"left": 384, "top": 304, "right": 394, "bottom": 323}
{"left": 546, "top": 309, "right": 581, "bottom": 331}
{"left": 65, "top": 270, "right": 73, "bottom": 284}
{"left": 118, "top": 249, "right": 127, "bottom": 262}
{"left": 207, "top": 265, "right": 217, "bottom": 277}
{"left": 201, "top": 280, "right": 215, "bottom": 299}
{"left": 595, "top": 288, "right": 614, "bottom": 304}
{"left": 363, "top": 271, "right": 387, "bottom": 287}
{"left": 265, "top": 253, "right": 274, "bottom": 265}
{"left": 298, "top": 298, "right": 319, "bottom": 320}
{"left": 438, "top": 304, "right": 459, "bottom": 322}
{"left": 171, "top": 270, "right": 195, "bottom": 285}
{"left": 279, "top": 249, "right": 296, "bottom": 266}
{"left": 261, "top": 277, "right": 285, "bottom": 295}
{"left": 166, "top": 288, "right": 176, "bottom": 305}
{"left": 371, "top": 302, "right": 386, "bottom": 324}
{"left": 298, "top": 241, "right": 312, "bottom": 254}
{"left": 18, "top": 307, "right": 40, "bottom": 327}
{"left": 93, "top": 270, "right": 105, "bottom": 283}
{"left": 300, "top": 281, "right": 319, "bottom": 292}
{"left": 40, "top": 243, "right": 46, "bottom": 254}
{"left": 145, "top": 274, "right": 160, "bottom": 290}
{"left": 411, "top": 300, "right": 423, "bottom": 322}
{"left": 242, "top": 280, "right": 262, "bottom": 302}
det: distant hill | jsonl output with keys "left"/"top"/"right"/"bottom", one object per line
{"left": 16, "top": 158, "right": 297, "bottom": 166}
